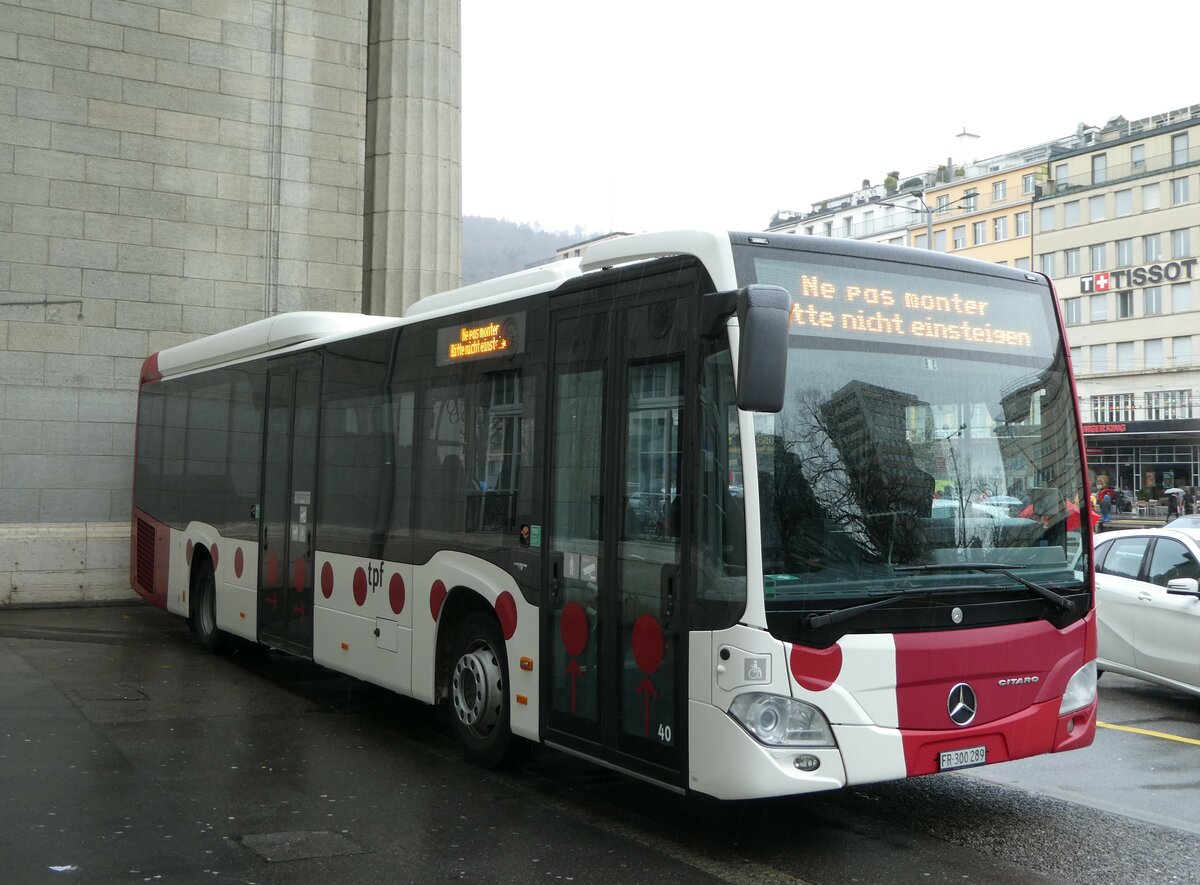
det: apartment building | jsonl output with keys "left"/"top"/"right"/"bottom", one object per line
{"left": 1034, "top": 105, "right": 1200, "bottom": 495}
{"left": 770, "top": 103, "right": 1200, "bottom": 497}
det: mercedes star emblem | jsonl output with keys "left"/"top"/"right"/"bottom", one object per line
{"left": 947, "top": 682, "right": 977, "bottom": 726}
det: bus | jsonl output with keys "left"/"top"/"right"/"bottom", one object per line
{"left": 130, "top": 230, "right": 1098, "bottom": 800}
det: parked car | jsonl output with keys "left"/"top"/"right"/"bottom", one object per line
{"left": 1167, "top": 515, "right": 1200, "bottom": 529}
{"left": 1094, "top": 527, "right": 1200, "bottom": 696}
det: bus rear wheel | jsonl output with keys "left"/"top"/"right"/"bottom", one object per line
{"left": 191, "top": 561, "right": 227, "bottom": 653}
{"left": 449, "top": 611, "right": 514, "bottom": 767}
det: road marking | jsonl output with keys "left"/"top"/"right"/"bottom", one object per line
{"left": 1097, "top": 720, "right": 1200, "bottom": 746}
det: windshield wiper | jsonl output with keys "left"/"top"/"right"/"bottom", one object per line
{"left": 806, "top": 590, "right": 930, "bottom": 630}
{"left": 893, "top": 563, "right": 1074, "bottom": 613}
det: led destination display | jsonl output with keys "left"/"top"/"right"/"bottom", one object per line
{"left": 750, "top": 256, "right": 1050, "bottom": 354}
{"left": 436, "top": 312, "right": 525, "bottom": 366}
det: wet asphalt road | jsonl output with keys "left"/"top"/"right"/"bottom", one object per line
{"left": 2, "top": 603, "right": 1200, "bottom": 884}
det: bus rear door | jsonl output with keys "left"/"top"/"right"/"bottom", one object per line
{"left": 258, "top": 354, "right": 321, "bottom": 656}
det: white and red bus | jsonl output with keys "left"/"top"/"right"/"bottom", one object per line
{"left": 130, "top": 230, "right": 1097, "bottom": 799}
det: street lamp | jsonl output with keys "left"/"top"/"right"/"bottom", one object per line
{"left": 879, "top": 193, "right": 976, "bottom": 250}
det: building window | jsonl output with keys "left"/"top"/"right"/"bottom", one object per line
{"left": 1063, "top": 298, "right": 1082, "bottom": 325}
{"left": 1131, "top": 144, "right": 1146, "bottom": 170}
{"left": 1173, "top": 336, "right": 1193, "bottom": 367}
{"left": 1054, "top": 163, "right": 1069, "bottom": 184}
{"left": 1070, "top": 346, "right": 1082, "bottom": 369}
{"left": 1090, "top": 292, "right": 1107, "bottom": 321}
{"left": 953, "top": 225, "right": 966, "bottom": 249}
{"left": 1173, "top": 133, "right": 1189, "bottom": 166}
{"left": 1023, "top": 173, "right": 1036, "bottom": 195}
{"left": 934, "top": 229, "right": 947, "bottom": 252}
{"left": 1115, "top": 189, "right": 1132, "bottom": 217}
{"left": 1116, "top": 341, "right": 1134, "bottom": 371}
{"left": 992, "top": 180, "right": 1007, "bottom": 202}
{"left": 936, "top": 195, "right": 950, "bottom": 212}
{"left": 1173, "top": 282, "right": 1192, "bottom": 312}
{"left": 1090, "top": 244, "right": 1107, "bottom": 272}
{"left": 1089, "top": 195, "right": 1106, "bottom": 223}
{"left": 1144, "top": 234, "right": 1163, "bottom": 262}
{"left": 1116, "top": 238, "right": 1133, "bottom": 267}
{"left": 1143, "top": 183, "right": 1161, "bottom": 210}
{"left": 1090, "top": 343, "right": 1108, "bottom": 372}
{"left": 824, "top": 221, "right": 833, "bottom": 236}
{"left": 843, "top": 217, "right": 853, "bottom": 236}
{"left": 1015, "top": 256, "right": 1031, "bottom": 271}
{"left": 1146, "top": 389, "right": 1190, "bottom": 420}
{"left": 1091, "top": 393, "right": 1135, "bottom": 422}
{"left": 1144, "top": 287, "right": 1163, "bottom": 316}
{"left": 1144, "top": 338, "right": 1163, "bottom": 369}
{"left": 1092, "top": 153, "right": 1107, "bottom": 185}
{"left": 972, "top": 220, "right": 986, "bottom": 245}
{"left": 962, "top": 190, "right": 978, "bottom": 212}
{"left": 1040, "top": 252, "right": 1056, "bottom": 276}
{"left": 1172, "top": 228, "right": 1191, "bottom": 258}
{"left": 915, "top": 232, "right": 928, "bottom": 249}
{"left": 1064, "top": 201, "right": 1081, "bottom": 226}
{"left": 1038, "top": 206, "right": 1056, "bottom": 232}
{"left": 1065, "top": 248, "right": 1081, "bottom": 275}
{"left": 993, "top": 216, "right": 1008, "bottom": 241}
{"left": 1117, "top": 290, "right": 1133, "bottom": 318}
{"left": 1173, "top": 176, "right": 1190, "bottom": 205}
{"left": 1015, "top": 210, "right": 1030, "bottom": 236}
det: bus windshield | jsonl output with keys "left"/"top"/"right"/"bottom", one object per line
{"left": 735, "top": 243, "right": 1089, "bottom": 606}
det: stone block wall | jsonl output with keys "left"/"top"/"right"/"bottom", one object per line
{"left": 0, "top": 0, "right": 373, "bottom": 604}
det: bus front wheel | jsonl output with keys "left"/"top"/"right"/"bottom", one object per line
{"left": 191, "top": 561, "right": 227, "bottom": 653}
{"left": 449, "top": 611, "right": 514, "bottom": 767}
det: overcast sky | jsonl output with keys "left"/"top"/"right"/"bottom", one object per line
{"left": 461, "top": 1, "right": 1197, "bottom": 235}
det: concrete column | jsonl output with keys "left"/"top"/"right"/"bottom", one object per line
{"left": 363, "top": 0, "right": 462, "bottom": 316}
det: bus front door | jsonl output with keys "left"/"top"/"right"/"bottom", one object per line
{"left": 258, "top": 355, "right": 321, "bottom": 656}
{"left": 545, "top": 284, "right": 694, "bottom": 789}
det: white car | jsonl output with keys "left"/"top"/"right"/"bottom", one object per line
{"left": 1094, "top": 527, "right": 1200, "bottom": 696}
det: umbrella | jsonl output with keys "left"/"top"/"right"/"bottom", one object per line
{"left": 1165, "top": 487, "right": 1185, "bottom": 496}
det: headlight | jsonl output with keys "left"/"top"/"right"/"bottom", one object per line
{"left": 1059, "top": 661, "right": 1097, "bottom": 715}
{"left": 728, "top": 693, "right": 836, "bottom": 747}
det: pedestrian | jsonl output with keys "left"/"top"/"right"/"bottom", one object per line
{"left": 1186, "top": 488, "right": 1196, "bottom": 515}
{"left": 1166, "top": 491, "right": 1179, "bottom": 522}
{"left": 1099, "top": 491, "right": 1112, "bottom": 523}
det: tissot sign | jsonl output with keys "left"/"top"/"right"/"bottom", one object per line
{"left": 1080, "top": 258, "right": 1198, "bottom": 293}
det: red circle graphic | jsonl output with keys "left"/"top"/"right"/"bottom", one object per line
{"left": 631, "top": 615, "right": 664, "bottom": 675}
{"left": 389, "top": 573, "right": 405, "bottom": 614}
{"left": 495, "top": 591, "right": 517, "bottom": 640}
{"left": 560, "top": 602, "right": 588, "bottom": 658}
{"left": 789, "top": 642, "right": 843, "bottom": 692}
{"left": 320, "top": 561, "right": 334, "bottom": 599}
{"left": 234, "top": 548, "right": 244, "bottom": 579}
{"left": 185, "top": 540, "right": 194, "bottom": 566}
{"left": 430, "top": 580, "right": 447, "bottom": 621}
{"left": 210, "top": 544, "right": 219, "bottom": 571}
{"left": 353, "top": 567, "right": 368, "bottom": 607}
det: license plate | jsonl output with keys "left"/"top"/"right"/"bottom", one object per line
{"left": 939, "top": 745, "right": 986, "bottom": 771}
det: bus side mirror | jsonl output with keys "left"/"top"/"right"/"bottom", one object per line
{"left": 735, "top": 285, "right": 790, "bottom": 413}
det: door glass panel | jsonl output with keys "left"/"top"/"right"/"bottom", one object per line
{"left": 549, "top": 367, "right": 604, "bottom": 727}
{"left": 259, "top": 372, "right": 294, "bottom": 644}
{"left": 286, "top": 363, "right": 319, "bottom": 649}
{"left": 620, "top": 359, "right": 682, "bottom": 746}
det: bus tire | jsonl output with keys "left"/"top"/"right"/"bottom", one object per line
{"left": 448, "top": 611, "right": 514, "bottom": 767}
{"left": 192, "top": 561, "right": 227, "bottom": 653}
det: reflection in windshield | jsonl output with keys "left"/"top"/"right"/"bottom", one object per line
{"left": 745, "top": 257, "right": 1089, "bottom": 603}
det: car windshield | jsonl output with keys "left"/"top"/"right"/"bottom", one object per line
{"left": 735, "top": 243, "right": 1090, "bottom": 606}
